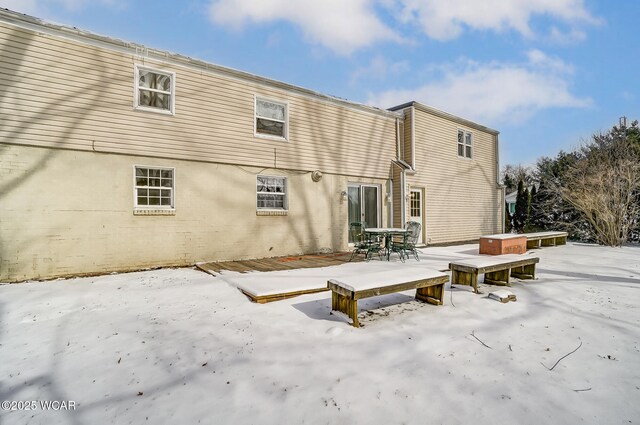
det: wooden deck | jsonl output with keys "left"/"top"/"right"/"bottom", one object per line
{"left": 197, "top": 252, "right": 362, "bottom": 276}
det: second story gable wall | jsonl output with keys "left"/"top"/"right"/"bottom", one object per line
{"left": 406, "top": 106, "right": 502, "bottom": 243}
{"left": 0, "top": 17, "right": 398, "bottom": 179}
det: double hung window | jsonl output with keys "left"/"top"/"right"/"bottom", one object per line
{"left": 256, "top": 175, "right": 287, "bottom": 210}
{"left": 135, "top": 66, "right": 175, "bottom": 114}
{"left": 457, "top": 129, "right": 472, "bottom": 158}
{"left": 255, "top": 97, "right": 287, "bottom": 140}
{"left": 135, "top": 166, "right": 174, "bottom": 209}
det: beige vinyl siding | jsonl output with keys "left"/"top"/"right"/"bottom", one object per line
{"left": 0, "top": 21, "right": 397, "bottom": 179}
{"left": 407, "top": 108, "right": 501, "bottom": 244}
{"left": 391, "top": 163, "right": 403, "bottom": 227}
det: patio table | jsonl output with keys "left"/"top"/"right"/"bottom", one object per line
{"left": 365, "top": 228, "right": 409, "bottom": 260}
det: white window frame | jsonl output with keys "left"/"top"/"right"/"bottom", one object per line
{"left": 457, "top": 129, "right": 473, "bottom": 159}
{"left": 254, "top": 96, "right": 288, "bottom": 141}
{"left": 133, "top": 165, "right": 176, "bottom": 211}
{"left": 256, "top": 175, "right": 288, "bottom": 211}
{"left": 134, "top": 65, "right": 176, "bottom": 115}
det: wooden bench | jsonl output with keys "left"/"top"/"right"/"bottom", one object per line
{"left": 449, "top": 255, "right": 540, "bottom": 294}
{"left": 327, "top": 268, "right": 449, "bottom": 327}
{"left": 522, "top": 231, "right": 568, "bottom": 249}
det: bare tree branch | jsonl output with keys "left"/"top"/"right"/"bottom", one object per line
{"left": 556, "top": 135, "right": 640, "bottom": 246}
{"left": 542, "top": 341, "right": 583, "bottom": 371}
{"left": 470, "top": 331, "right": 492, "bottom": 349}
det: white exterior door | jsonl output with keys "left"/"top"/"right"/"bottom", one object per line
{"left": 409, "top": 188, "right": 424, "bottom": 245}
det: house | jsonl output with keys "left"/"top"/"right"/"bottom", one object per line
{"left": 0, "top": 9, "right": 505, "bottom": 282}
{"left": 505, "top": 191, "right": 518, "bottom": 215}
{"left": 505, "top": 185, "right": 536, "bottom": 216}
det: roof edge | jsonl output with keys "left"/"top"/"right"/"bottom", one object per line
{"left": 389, "top": 101, "right": 499, "bottom": 135}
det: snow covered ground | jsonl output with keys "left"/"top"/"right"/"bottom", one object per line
{"left": 1, "top": 243, "right": 639, "bottom": 425}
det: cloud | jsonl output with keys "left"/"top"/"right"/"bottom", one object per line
{"left": 548, "top": 27, "right": 587, "bottom": 45}
{"left": 350, "top": 55, "right": 410, "bottom": 84}
{"left": 386, "top": 0, "right": 599, "bottom": 41}
{"left": 527, "top": 49, "right": 574, "bottom": 74}
{"left": 206, "top": 0, "right": 601, "bottom": 54}
{"left": 367, "top": 51, "right": 592, "bottom": 125}
{"left": 208, "top": 0, "right": 402, "bottom": 56}
{"left": 4, "top": 0, "right": 601, "bottom": 56}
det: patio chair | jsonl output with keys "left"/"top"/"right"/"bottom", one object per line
{"left": 349, "top": 222, "right": 383, "bottom": 262}
{"left": 390, "top": 221, "right": 421, "bottom": 261}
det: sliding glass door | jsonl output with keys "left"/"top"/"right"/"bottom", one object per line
{"left": 347, "top": 184, "right": 380, "bottom": 242}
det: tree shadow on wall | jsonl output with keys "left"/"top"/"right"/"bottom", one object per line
{"left": 0, "top": 27, "right": 120, "bottom": 278}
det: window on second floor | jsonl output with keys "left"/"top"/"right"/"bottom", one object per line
{"left": 135, "top": 66, "right": 175, "bottom": 114}
{"left": 255, "top": 97, "right": 287, "bottom": 140}
{"left": 457, "top": 129, "right": 472, "bottom": 159}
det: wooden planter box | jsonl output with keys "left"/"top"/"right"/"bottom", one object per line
{"left": 479, "top": 234, "right": 527, "bottom": 255}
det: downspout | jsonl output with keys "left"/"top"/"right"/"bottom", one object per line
{"left": 410, "top": 106, "right": 416, "bottom": 170}
{"left": 401, "top": 170, "right": 406, "bottom": 225}
{"left": 495, "top": 133, "right": 505, "bottom": 233}
{"left": 388, "top": 180, "right": 393, "bottom": 227}
{"left": 405, "top": 106, "right": 415, "bottom": 225}
{"left": 396, "top": 117, "right": 402, "bottom": 162}
{"left": 393, "top": 117, "right": 401, "bottom": 227}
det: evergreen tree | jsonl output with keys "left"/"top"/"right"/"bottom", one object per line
{"left": 530, "top": 185, "right": 537, "bottom": 203}
{"left": 529, "top": 180, "right": 551, "bottom": 231}
{"left": 514, "top": 180, "right": 530, "bottom": 233}
{"left": 524, "top": 187, "right": 530, "bottom": 227}
{"left": 526, "top": 185, "right": 538, "bottom": 231}
{"left": 535, "top": 151, "right": 583, "bottom": 238}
